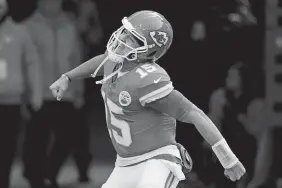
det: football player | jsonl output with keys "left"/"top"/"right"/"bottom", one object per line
{"left": 50, "top": 10, "right": 246, "bottom": 188}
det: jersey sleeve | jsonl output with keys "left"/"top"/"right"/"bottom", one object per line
{"left": 147, "top": 89, "right": 194, "bottom": 121}
{"left": 137, "top": 69, "right": 174, "bottom": 106}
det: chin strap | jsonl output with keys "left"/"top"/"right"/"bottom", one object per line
{"left": 91, "top": 56, "right": 108, "bottom": 78}
{"left": 91, "top": 55, "right": 124, "bottom": 85}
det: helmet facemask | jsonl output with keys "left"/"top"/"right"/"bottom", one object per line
{"left": 106, "top": 17, "right": 148, "bottom": 63}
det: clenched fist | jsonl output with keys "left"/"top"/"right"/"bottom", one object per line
{"left": 49, "top": 75, "right": 70, "bottom": 101}
{"left": 224, "top": 161, "right": 246, "bottom": 182}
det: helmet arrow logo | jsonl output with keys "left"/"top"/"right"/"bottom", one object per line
{"left": 149, "top": 31, "right": 169, "bottom": 47}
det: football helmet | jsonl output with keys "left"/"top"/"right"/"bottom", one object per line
{"left": 107, "top": 10, "right": 173, "bottom": 62}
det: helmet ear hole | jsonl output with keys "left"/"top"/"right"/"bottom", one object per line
{"left": 128, "top": 53, "right": 137, "bottom": 60}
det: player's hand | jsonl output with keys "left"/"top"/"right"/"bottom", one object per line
{"left": 224, "top": 161, "right": 246, "bottom": 182}
{"left": 49, "top": 76, "right": 69, "bottom": 101}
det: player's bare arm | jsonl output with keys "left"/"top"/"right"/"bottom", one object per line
{"left": 147, "top": 90, "right": 246, "bottom": 181}
{"left": 49, "top": 53, "right": 107, "bottom": 100}
{"left": 65, "top": 53, "right": 107, "bottom": 80}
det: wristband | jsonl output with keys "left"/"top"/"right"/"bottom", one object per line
{"left": 62, "top": 74, "right": 71, "bottom": 82}
{"left": 212, "top": 139, "right": 239, "bottom": 169}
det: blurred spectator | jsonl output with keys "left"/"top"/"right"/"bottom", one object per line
{"left": 202, "top": 0, "right": 263, "bottom": 98}
{"left": 61, "top": 0, "right": 100, "bottom": 183}
{"left": 0, "top": 0, "right": 42, "bottom": 187}
{"left": 209, "top": 0, "right": 257, "bottom": 31}
{"left": 21, "top": 0, "right": 86, "bottom": 187}
{"left": 205, "top": 62, "right": 264, "bottom": 188}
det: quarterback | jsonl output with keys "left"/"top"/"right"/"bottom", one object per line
{"left": 50, "top": 10, "right": 246, "bottom": 188}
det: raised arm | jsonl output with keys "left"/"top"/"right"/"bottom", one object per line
{"left": 49, "top": 53, "right": 107, "bottom": 101}
{"left": 65, "top": 53, "right": 107, "bottom": 80}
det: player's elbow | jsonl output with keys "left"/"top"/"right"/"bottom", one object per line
{"left": 178, "top": 103, "right": 203, "bottom": 123}
{"left": 188, "top": 107, "right": 204, "bottom": 120}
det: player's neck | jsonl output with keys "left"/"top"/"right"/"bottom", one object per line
{"left": 121, "top": 61, "right": 139, "bottom": 72}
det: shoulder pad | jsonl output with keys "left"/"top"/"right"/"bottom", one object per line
{"left": 136, "top": 63, "right": 171, "bottom": 88}
{"left": 136, "top": 63, "right": 174, "bottom": 106}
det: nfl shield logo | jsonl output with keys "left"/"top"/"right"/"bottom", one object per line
{"left": 119, "top": 91, "right": 131, "bottom": 106}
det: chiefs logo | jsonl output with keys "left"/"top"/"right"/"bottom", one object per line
{"left": 119, "top": 91, "right": 131, "bottom": 106}
{"left": 149, "top": 31, "right": 169, "bottom": 47}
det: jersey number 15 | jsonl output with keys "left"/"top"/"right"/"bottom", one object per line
{"left": 136, "top": 64, "right": 157, "bottom": 78}
{"left": 102, "top": 91, "right": 132, "bottom": 147}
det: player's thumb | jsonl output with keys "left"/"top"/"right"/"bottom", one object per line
{"left": 50, "top": 87, "right": 59, "bottom": 99}
{"left": 56, "top": 89, "right": 65, "bottom": 101}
